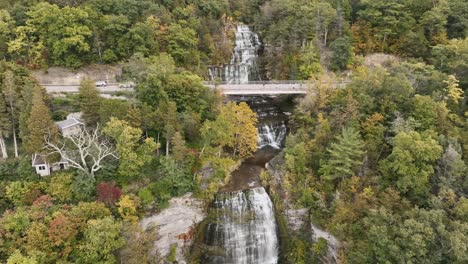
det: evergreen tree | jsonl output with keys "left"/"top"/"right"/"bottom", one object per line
{"left": 319, "top": 126, "right": 364, "bottom": 181}
{"left": 330, "top": 36, "right": 353, "bottom": 71}
{"left": 24, "top": 87, "right": 58, "bottom": 156}
{"left": 171, "top": 131, "right": 187, "bottom": 162}
{"left": 78, "top": 79, "right": 101, "bottom": 127}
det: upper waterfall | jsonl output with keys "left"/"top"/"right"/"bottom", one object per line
{"left": 209, "top": 25, "right": 262, "bottom": 84}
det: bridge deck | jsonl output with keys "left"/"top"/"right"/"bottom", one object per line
{"left": 206, "top": 83, "right": 307, "bottom": 95}
{"left": 42, "top": 81, "right": 347, "bottom": 95}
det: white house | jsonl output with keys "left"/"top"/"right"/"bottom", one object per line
{"left": 55, "top": 118, "right": 83, "bottom": 137}
{"left": 32, "top": 115, "right": 83, "bottom": 176}
{"left": 32, "top": 154, "right": 69, "bottom": 177}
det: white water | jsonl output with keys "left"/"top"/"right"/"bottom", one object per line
{"left": 209, "top": 25, "right": 261, "bottom": 84}
{"left": 257, "top": 122, "right": 287, "bottom": 149}
{"left": 205, "top": 188, "right": 278, "bottom": 264}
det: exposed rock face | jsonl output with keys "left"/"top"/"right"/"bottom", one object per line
{"left": 266, "top": 152, "right": 341, "bottom": 264}
{"left": 33, "top": 64, "right": 121, "bottom": 85}
{"left": 140, "top": 193, "right": 206, "bottom": 264}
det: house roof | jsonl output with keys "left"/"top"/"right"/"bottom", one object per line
{"left": 55, "top": 118, "right": 83, "bottom": 130}
{"left": 66, "top": 112, "right": 82, "bottom": 121}
{"left": 32, "top": 154, "right": 68, "bottom": 166}
{"left": 32, "top": 154, "right": 46, "bottom": 166}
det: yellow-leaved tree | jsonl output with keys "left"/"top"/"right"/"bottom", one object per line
{"left": 117, "top": 195, "right": 139, "bottom": 224}
{"left": 201, "top": 102, "right": 258, "bottom": 159}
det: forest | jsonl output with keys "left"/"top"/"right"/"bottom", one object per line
{"left": 0, "top": 0, "right": 466, "bottom": 263}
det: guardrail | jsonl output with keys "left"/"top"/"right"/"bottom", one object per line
{"left": 40, "top": 83, "right": 120, "bottom": 86}
{"left": 203, "top": 80, "right": 351, "bottom": 85}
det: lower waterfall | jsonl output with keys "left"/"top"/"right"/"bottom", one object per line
{"left": 203, "top": 188, "right": 278, "bottom": 264}
{"left": 201, "top": 96, "right": 291, "bottom": 264}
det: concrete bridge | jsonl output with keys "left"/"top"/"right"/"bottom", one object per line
{"left": 205, "top": 81, "right": 309, "bottom": 95}
{"left": 42, "top": 81, "right": 348, "bottom": 96}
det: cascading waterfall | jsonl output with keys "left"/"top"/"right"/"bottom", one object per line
{"left": 203, "top": 188, "right": 278, "bottom": 264}
{"left": 209, "top": 25, "right": 262, "bottom": 84}
{"left": 257, "top": 122, "right": 287, "bottom": 149}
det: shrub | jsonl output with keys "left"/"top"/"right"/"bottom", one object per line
{"left": 47, "top": 173, "right": 73, "bottom": 203}
{"left": 72, "top": 173, "right": 95, "bottom": 201}
{"left": 96, "top": 181, "right": 122, "bottom": 207}
{"left": 137, "top": 188, "right": 154, "bottom": 206}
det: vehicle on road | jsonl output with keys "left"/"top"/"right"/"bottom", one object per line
{"left": 95, "top": 80, "right": 107, "bottom": 87}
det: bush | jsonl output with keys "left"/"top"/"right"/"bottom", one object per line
{"left": 72, "top": 173, "right": 95, "bottom": 201}
{"left": 103, "top": 49, "right": 118, "bottom": 63}
{"left": 149, "top": 179, "right": 172, "bottom": 209}
{"left": 52, "top": 110, "right": 69, "bottom": 121}
{"left": 6, "top": 181, "right": 30, "bottom": 206}
{"left": 138, "top": 188, "right": 154, "bottom": 206}
{"left": 96, "top": 181, "right": 122, "bottom": 207}
{"left": 47, "top": 172, "right": 73, "bottom": 203}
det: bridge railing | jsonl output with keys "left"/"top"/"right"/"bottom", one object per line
{"left": 203, "top": 80, "right": 310, "bottom": 85}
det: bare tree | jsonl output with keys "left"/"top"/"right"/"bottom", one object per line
{"left": 45, "top": 125, "right": 118, "bottom": 178}
{"left": 3, "top": 70, "right": 19, "bottom": 158}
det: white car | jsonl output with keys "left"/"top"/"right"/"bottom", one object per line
{"left": 95, "top": 80, "right": 107, "bottom": 87}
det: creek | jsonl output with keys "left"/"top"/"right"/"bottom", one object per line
{"left": 203, "top": 25, "right": 287, "bottom": 264}
{"left": 202, "top": 95, "right": 290, "bottom": 264}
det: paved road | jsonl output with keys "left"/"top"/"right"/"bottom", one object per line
{"left": 43, "top": 84, "right": 132, "bottom": 94}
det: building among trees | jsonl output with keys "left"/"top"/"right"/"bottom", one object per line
{"left": 32, "top": 115, "right": 83, "bottom": 176}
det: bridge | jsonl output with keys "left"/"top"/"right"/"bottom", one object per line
{"left": 42, "top": 81, "right": 348, "bottom": 96}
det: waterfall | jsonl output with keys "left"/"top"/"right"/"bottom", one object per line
{"left": 209, "top": 25, "right": 261, "bottom": 84}
{"left": 204, "top": 188, "right": 278, "bottom": 264}
{"left": 258, "top": 122, "right": 287, "bottom": 149}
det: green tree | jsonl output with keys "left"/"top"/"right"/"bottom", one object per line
{"left": 357, "top": 0, "right": 415, "bottom": 51}
{"left": 447, "top": 0, "right": 468, "bottom": 38}
{"left": 9, "top": 3, "right": 92, "bottom": 68}
{"left": 99, "top": 99, "right": 129, "bottom": 125}
{"left": 76, "top": 217, "right": 124, "bottom": 263}
{"left": 7, "top": 250, "right": 37, "bottom": 264}
{"left": 166, "top": 23, "right": 199, "bottom": 66}
{"left": 410, "top": 95, "right": 438, "bottom": 130}
{"left": 171, "top": 131, "right": 187, "bottom": 162}
{"left": 431, "top": 38, "right": 468, "bottom": 87}
{"left": 79, "top": 79, "right": 101, "bottom": 127}
{"left": 319, "top": 126, "right": 364, "bottom": 181}
{"left": 46, "top": 172, "right": 73, "bottom": 203}
{"left": 380, "top": 131, "right": 442, "bottom": 200}
{"left": 0, "top": 10, "right": 14, "bottom": 59}
{"left": 329, "top": 36, "right": 353, "bottom": 71}
{"left": 24, "top": 87, "right": 58, "bottom": 156}
{"left": 103, "top": 118, "right": 157, "bottom": 179}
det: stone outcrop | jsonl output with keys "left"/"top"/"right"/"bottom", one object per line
{"left": 140, "top": 193, "right": 206, "bottom": 264}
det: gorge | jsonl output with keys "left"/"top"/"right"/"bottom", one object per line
{"left": 202, "top": 25, "right": 285, "bottom": 264}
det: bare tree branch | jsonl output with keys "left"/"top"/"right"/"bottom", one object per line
{"left": 44, "top": 125, "right": 118, "bottom": 178}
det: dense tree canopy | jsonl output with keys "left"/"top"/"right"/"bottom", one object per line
{"left": 0, "top": 0, "right": 467, "bottom": 263}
